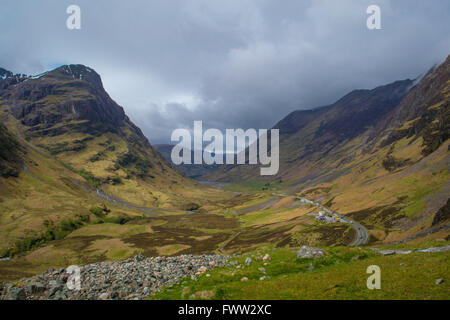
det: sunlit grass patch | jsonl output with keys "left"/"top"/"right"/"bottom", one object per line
{"left": 151, "top": 246, "right": 449, "bottom": 300}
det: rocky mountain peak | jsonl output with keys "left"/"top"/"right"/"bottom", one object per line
{"left": 0, "top": 68, "right": 13, "bottom": 79}
{"left": 49, "top": 64, "right": 104, "bottom": 90}
{"left": 0, "top": 64, "right": 126, "bottom": 130}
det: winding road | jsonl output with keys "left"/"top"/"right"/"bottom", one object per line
{"left": 272, "top": 193, "right": 369, "bottom": 246}
{"left": 96, "top": 184, "right": 368, "bottom": 247}
{"left": 294, "top": 196, "right": 369, "bottom": 246}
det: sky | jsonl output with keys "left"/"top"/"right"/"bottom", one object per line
{"left": 1, "top": 0, "right": 449, "bottom": 150}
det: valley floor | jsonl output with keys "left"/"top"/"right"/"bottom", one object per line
{"left": 0, "top": 181, "right": 448, "bottom": 299}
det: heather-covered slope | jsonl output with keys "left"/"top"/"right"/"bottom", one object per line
{"left": 0, "top": 122, "right": 23, "bottom": 178}
{"left": 203, "top": 56, "right": 450, "bottom": 244}
{"left": 0, "top": 65, "right": 222, "bottom": 206}
{"left": 0, "top": 64, "right": 232, "bottom": 254}
{"left": 205, "top": 78, "right": 414, "bottom": 183}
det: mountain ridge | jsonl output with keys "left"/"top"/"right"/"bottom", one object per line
{"left": 0, "top": 63, "right": 233, "bottom": 253}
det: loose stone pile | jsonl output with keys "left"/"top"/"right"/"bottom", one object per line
{"left": 296, "top": 246, "right": 326, "bottom": 259}
{"left": 0, "top": 254, "right": 228, "bottom": 300}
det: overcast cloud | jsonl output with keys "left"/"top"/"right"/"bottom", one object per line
{"left": 1, "top": 0, "right": 449, "bottom": 149}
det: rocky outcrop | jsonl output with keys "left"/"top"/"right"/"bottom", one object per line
{"left": 432, "top": 198, "right": 450, "bottom": 226}
{"left": 371, "top": 244, "right": 450, "bottom": 256}
{"left": 0, "top": 64, "right": 171, "bottom": 182}
{"left": 0, "top": 65, "right": 127, "bottom": 130}
{"left": 374, "top": 55, "right": 450, "bottom": 154}
{"left": 296, "top": 246, "right": 325, "bottom": 259}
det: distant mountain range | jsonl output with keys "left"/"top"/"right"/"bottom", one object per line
{"left": 161, "top": 56, "right": 450, "bottom": 243}
{"left": 1, "top": 56, "right": 448, "bottom": 250}
{"left": 154, "top": 144, "right": 221, "bottom": 179}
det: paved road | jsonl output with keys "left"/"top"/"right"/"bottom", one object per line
{"left": 346, "top": 219, "right": 369, "bottom": 246}
{"left": 272, "top": 193, "right": 369, "bottom": 246}
{"left": 295, "top": 196, "right": 369, "bottom": 246}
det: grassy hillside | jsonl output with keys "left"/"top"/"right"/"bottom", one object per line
{"left": 0, "top": 122, "right": 23, "bottom": 178}
{"left": 151, "top": 242, "right": 450, "bottom": 300}
{"left": 0, "top": 65, "right": 236, "bottom": 257}
{"left": 202, "top": 56, "right": 450, "bottom": 245}
{"left": 0, "top": 60, "right": 448, "bottom": 300}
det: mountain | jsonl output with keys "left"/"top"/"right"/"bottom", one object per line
{"left": 0, "top": 60, "right": 448, "bottom": 295}
{"left": 154, "top": 144, "right": 220, "bottom": 179}
{"left": 205, "top": 78, "right": 414, "bottom": 182}
{"left": 0, "top": 64, "right": 226, "bottom": 252}
{"left": 203, "top": 56, "right": 450, "bottom": 243}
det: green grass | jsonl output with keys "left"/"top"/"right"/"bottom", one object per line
{"left": 150, "top": 246, "right": 450, "bottom": 300}
{"left": 0, "top": 214, "right": 90, "bottom": 258}
{"left": 373, "top": 239, "right": 450, "bottom": 251}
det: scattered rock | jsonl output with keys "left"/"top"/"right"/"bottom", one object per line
{"left": 0, "top": 254, "right": 228, "bottom": 300}
{"left": 417, "top": 245, "right": 450, "bottom": 253}
{"left": 262, "top": 254, "right": 271, "bottom": 261}
{"left": 371, "top": 245, "right": 450, "bottom": 256}
{"left": 258, "top": 267, "right": 266, "bottom": 274}
{"left": 241, "top": 277, "right": 248, "bottom": 282}
{"left": 47, "top": 285, "right": 61, "bottom": 298}
{"left": 296, "top": 246, "right": 325, "bottom": 259}
{"left": 435, "top": 279, "right": 444, "bottom": 285}
{"left": 197, "top": 266, "right": 208, "bottom": 274}
{"left": 4, "top": 287, "right": 26, "bottom": 300}
{"left": 396, "top": 250, "right": 412, "bottom": 255}
{"left": 27, "top": 282, "right": 45, "bottom": 294}
{"left": 245, "top": 257, "right": 253, "bottom": 265}
{"left": 54, "top": 290, "right": 67, "bottom": 300}
{"left": 307, "top": 264, "right": 315, "bottom": 271}
{"left": 371, "top": 248, "right": 412, "bottom": 256}
{"left": 98, "top": 292, "right": 110, "bottom": 300}
{"left": 376, "top": 250, "right": 395, "bottom": 256}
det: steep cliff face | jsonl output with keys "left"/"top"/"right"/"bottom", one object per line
{"left": 0, "top": 64, "right": 179, "bottom": 189}
{"left": 3, "top": 65, "right": 126, "bottom": 129}
{"left": 373, "top": 56, "right": 450, "bottom": 156}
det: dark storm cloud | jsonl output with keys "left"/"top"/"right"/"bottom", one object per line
{"left": 1, "top": 0, "right": 449, "bottom": 147}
